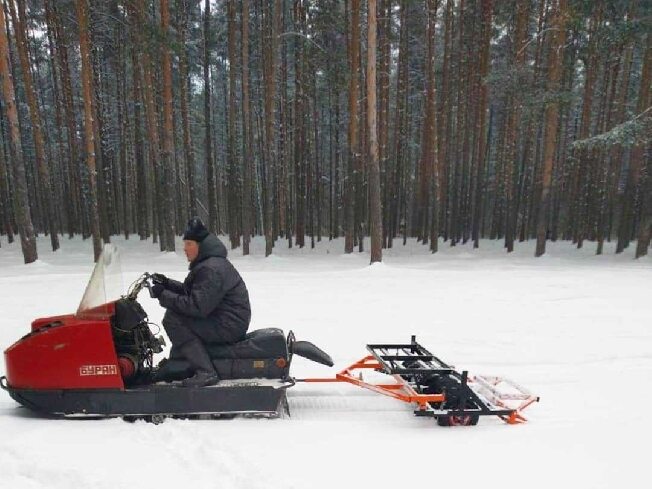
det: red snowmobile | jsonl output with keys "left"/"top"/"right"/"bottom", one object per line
{"left": 1, "top": 245, "right": 332, "bottom": 422}
{"left": 1, "top": 246, "right": 538, "bottom": 425}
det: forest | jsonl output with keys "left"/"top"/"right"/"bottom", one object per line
{"left": 0, "top": 0, "right": 650, "bottom": 263}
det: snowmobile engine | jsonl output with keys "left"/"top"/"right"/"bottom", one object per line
{"left": 111, "top": 298, "right": 165, "bottom": 381}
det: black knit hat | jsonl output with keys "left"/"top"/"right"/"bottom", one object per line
{"left": 183, "top": 217, "right": 209, "bottom": 242}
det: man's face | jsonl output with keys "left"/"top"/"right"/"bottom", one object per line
{"left": 183, "top": 239, "right": 200, "bottom": 262}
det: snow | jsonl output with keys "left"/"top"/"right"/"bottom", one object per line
{"left": 0, "top": 235, "right": 650, "bottom": 489}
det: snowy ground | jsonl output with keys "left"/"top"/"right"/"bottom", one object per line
{"left": 0, "top": 235, "right": 650, "bottom": 489}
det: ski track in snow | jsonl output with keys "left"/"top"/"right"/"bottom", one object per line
{"left": 0, "top": 236, "right": 650, "bottom": 489}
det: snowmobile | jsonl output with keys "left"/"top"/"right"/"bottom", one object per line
{"left": 1, "top": 245, "right": 538, "bottom": 425}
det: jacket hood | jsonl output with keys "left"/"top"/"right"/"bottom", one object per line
{"left": 190, "top": 234, "right": 227, "bottom": 268}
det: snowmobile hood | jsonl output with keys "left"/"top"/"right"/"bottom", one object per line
{"left": 190, "top": 234, "right": 228, "bottom": 269}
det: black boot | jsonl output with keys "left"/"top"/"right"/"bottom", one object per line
{"left": 180, "top": 339, "right": 220, "bottom": 387}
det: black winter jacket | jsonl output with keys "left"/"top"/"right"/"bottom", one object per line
{"left": 158, "top": 234, "right": 251, "bottom": 340}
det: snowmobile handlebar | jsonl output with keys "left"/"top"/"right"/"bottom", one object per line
{"left": 125, "top": 273, "right": 154, "bottom": 301}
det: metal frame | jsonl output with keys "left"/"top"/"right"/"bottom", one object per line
{"left": 300, "top": 336, "right": 539, "bottom": 425}
{"left": 302, "top": 355, "right": 445, "bottom": 410}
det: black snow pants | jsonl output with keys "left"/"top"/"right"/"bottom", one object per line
{"left": 162, "top": 310, "right": 246, "bottom": 351}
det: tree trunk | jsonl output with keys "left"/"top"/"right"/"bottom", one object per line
{"left": 595, "top": 49, "right": 620, "bottom": 254}
{"left": 0, "top": 133, "right": 13, "bottom": 243}
{"left": 0, "top": 5, "right": 34, "bottom": 260}
{"left": 130, "top": 0, "right": 163, "bottom": 247}
{"left": 159, "top": 0, "right": 176, "bottom": 250}
{"left": 345, "top": 0, "right": 361, "bottom": 253}
{"left": 227, "top": 0, "right": 241, "bottom": 249}
{"left": 130, "top": 25, "right": 147, "bottom": 240}
{"left": 633, "top": 36, "right": 652, "bottom": 257}
{"left": 438, "top": 0, "right": 453, "bottom": 242}
{"left": 450, "top": 0, "right": 467, "bottom": 245}
{"left": 389, "top": 0, "right": 409, "bottom": 248}
{"left": 427, "top": 0, "right": 441, "bottom": 252}
{"left": 418, "top": 0, "right": 440, "bottom": 250}
{"left": 115, "top": 30, "right": 131, "bottom": 239}
{"left": 619, "top": 34, "right": 651, "bottom": 253}
{"left": 75, "top": 0, "right": 102, "bottom": 261}
{"left": 607, "top": 39, "right": 634, "bottom": 240}
{"left": 47, "top": 0, "right": 84, "bottom": 237}
{"left": 294, "top": 0, "right": 306, "bottom": 248}
{"left": 378, "top": 0, "right": 390, "bottom": 248}
{"left": 278, "top": 1, "right": 290, "bottom": 246}
{"left": 204, "top": 0, "right": 218, "bottom": 232}
{"left": 241, "top": 0, "right": 253, "bottom": 255}
{"left": 8, "top": 0, "right": 59, "bottom": 251}
{"left": 43, "top": 0, "right": 71, "bottom": 237}
{"left": 535, "top": 0, "right": 567, "bottom": 257}
{"left": 178, "top": 0, "right": 197, "bottom": 218}
{"left": 503, "top": 0, "right": 529, "bottom": 252}
{"left": 368, "top": 0, "right": 382, "bottom": 263}
{"left": 572, "top": 8, "right": 601, "bottom": 249}
{"left": 262, "top": 1, "right": 280, "bottom": 256}
{"left": 636, "top": 156, "right": 652, "bottom": 258}
{"left": 472, "top": 0, "right": 493, "bottom": 248}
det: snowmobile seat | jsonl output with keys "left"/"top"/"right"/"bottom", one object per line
{"left": 156, "top": 328, "right": 291, "bottom": 382}
{"left": 154, "top": 328, "right": 333, "bottom": 383}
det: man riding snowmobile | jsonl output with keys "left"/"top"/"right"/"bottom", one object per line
{"left": 151, "top": 217, "right": 251, "bottom": 387}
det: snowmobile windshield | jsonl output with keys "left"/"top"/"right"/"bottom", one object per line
{"left": 76, "top": 244, "right": 124, "bottom": 319}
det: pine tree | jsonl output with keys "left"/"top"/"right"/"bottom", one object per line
{"left": 75, "top": 0, "right": 102, "bottom": 261}
{"left": 159, "top": 0, "right": 176, "bottom": 251}
{"left": 535, "top": 0, "right": 568, "bottom": 257}
{"left": 368, "top": 0, "right": 382, "bottom": 263}
{"left": 8, "top": 0, "right": 59, "bottom": 252}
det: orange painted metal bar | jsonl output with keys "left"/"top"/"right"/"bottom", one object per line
{"left": 505, "top": 412, "right": 528, "bottom": 424}
{"left": 376, "top": 384, "right": 403, "bottom": 390}
{"left": 301, "top": 378, "right": 342, "bottom": 383}
{"left": 300, "top": 355, "right": 444, "bottom": 409}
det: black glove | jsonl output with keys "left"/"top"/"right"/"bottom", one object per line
{"left": 151, "top": 273, "right": 169, "bottom": 287}
{"left": 151, "top": 282, "right": 165, "bottom": 299}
